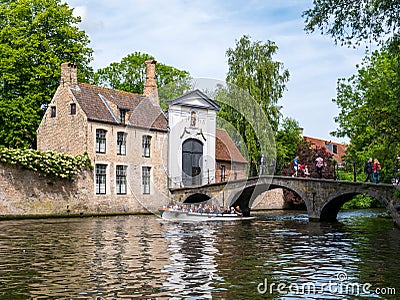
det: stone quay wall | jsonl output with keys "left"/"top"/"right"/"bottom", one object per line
{"left": 0, "top": 164, "right": 150, "bottom": 217}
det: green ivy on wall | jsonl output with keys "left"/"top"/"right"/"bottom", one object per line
{"left": 0, "top": 148, "right": 92, "bottom": 181}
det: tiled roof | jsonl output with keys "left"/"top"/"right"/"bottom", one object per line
{"left": 304, "top": 136, "right": 347, "bottom": 162}
{"left": 216, "top": 129, "right": 248, "bottom": 164}
{"left": 70, "top": 83, "right": 168, "bottom": 131}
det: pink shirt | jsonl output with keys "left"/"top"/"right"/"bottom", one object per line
{"left": 316, "top": 157, "right": 323, "bottom": 168}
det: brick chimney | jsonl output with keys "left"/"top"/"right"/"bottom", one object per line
{"left": 143, "top": 60, "right": 159, "bottom": 105}
{"left": 61, "top": 62, "right": 78, "bottom": 86}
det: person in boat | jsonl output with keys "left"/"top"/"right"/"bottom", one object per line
{"left": 204, "top": 205, "right": 211, "bottom": 214}
{"left": 213, "top": 206, "right": 220, "bottom": 215}
{"left": 235, "top": 206, "right": 243, "bottom": 216}
{"left": 230, "top": 207, "right": 236, "bottom": 214}
{"left": 197, "top": 204, "right": 204, "bottom": 214}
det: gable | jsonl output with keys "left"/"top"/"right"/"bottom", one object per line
{"left": 167, "top": 89, "right": 220, "bottom": 111}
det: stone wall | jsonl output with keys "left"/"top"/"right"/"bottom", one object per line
{"left": 37, "top": 84, "right": 89, "bottom": 156}
{"left": 0, "top": 164, "right": 151, "bottom": 217}
{"left": 251, "top": 189, "right": 285, "bottom": 210}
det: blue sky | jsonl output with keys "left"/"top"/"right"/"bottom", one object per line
{"left": 65, "top": 0, "right": 367, "bottom": 143}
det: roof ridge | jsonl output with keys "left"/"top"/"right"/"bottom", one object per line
{"left": 78, "top": 82, "right": 145, "bottom": 97}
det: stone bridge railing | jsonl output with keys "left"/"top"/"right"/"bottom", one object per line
{"left": 169, "top": 175, "right": 400, "bottom": 226}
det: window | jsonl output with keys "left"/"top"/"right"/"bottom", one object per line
{"left": 142, "top": 135, "right": 151, "bottom": 157}
{"left": 190, "top": 111, "right": 197, "bottom": 127}
{"left": 220, "top": 165, "right": 226, "bottom": 182}
{"left": 119, "top": 109, "right": 127, "bottom": 124}
{"left": 117, "top": 132, "right": 126, "bottom": 155}
{"left": 95, "top": 164, "right": 107, "bottom": 194}
{"left": 332, "top": 144, "right": 338, "bottom": 154}
{"left": 70, "top": 103, "right": 76, "bottom": 115}
{"left": 96, "top": 129, "right": 107, "bottom": 153}
{"left": 142, "top": 166, "right": 151, "bottom": 194}
{"left": 116, "top": 165, "right": 127, "bottom": 195}
{"left": 51, "top": 106, "right": 56, "bottom": 118}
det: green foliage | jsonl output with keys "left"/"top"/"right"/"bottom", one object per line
{"left": 215, "top": 83, "right": 276, "bottom": 176}
{"left": 275, "top": 118, "right": 303, "bottom": 172}
{"left": 220, "top": 35, "right": 289, "bottom": 175}
{"left": 332, "top": 47, "right": 400, "bottom": 174}
{"left": 342, "top": 194, "right": 382, "bottom": 209}
{"left": 94, "top": 51, "right": 191, "bottom": 110}
{"left": 303, "top": 0, "right": 400, "bottom": 47}
{"left": 0, "top": 0, "right": 93, "bottom": 148}
{"left": 0, "top": 147, "right": 92, "bottom": 180}
{"left": 225, "top": 35, "right": 289, "bottom": 132}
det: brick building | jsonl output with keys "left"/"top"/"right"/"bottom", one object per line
{"left": 303, "top": 136, "right": 347, "bottom": 165}
{"left": 37, "top": 61, "right": 248, "bottom": 212}
{"left": 37, "top": 61, "right": 169, "bottom": 211}
{"left": 215, "top": 129, "right": 247, "bottom": 182}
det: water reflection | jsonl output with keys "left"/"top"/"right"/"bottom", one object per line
{"left": 161, "top": 221, "right": 221, "bottom": 299}
{"left": 0, "top": 211, "right": 398, "bottom": 299}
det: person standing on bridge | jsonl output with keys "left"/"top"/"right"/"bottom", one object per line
{"left": 364, "top": 158, "right": 373, "bottom": 182}
{"left": 315, "top": 154, "right": 324, "bottom": 178}
{"left": 292, "top": 156, "right": 299, "bottom": 177}
{"left": 372, "top": 158, "right": 381, "bottom": 184}
{"left": 260, "top": 153, "right": 267, "bottom": 175}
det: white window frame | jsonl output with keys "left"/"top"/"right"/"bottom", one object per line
{"left": 142, "top": 166, "right": 151, "bottom": 194}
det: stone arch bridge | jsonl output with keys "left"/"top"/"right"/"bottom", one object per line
{"left": 169, "top": 175, "right": 400, "bottom": 226}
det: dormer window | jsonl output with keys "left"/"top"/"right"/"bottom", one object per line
{"left": 70, "top": 103, "right": 76, "bottom": 115}
{"left": 119, "top": 109, "right": 127, "bottom": 124}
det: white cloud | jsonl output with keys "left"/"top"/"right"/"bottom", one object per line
{"left": 65, "top": 0, "right": 365, "bottom": 142}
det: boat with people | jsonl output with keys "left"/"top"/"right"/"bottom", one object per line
{"left": 159, "top": 208, "right": 255, "bottom": 222}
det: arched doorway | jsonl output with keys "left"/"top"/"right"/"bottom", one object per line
{"left": 182, "top": 139, "right": 203, "bottom": 186}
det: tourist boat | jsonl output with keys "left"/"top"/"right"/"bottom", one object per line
{"left": 159, "top": 209, "right": 256, "bottom": 222}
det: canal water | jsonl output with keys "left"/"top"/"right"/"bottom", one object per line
{"left": 0, "top": 210, "right": 399, "bottom": 299}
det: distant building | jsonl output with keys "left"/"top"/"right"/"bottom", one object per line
{"left": 303, "top": 136, "right": 347, "bottom": 165}
{"left": 37, "top": 61, "right": 248, "bottom": 211}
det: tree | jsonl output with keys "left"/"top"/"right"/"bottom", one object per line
{"left": 0, "top": 0, "right": 93, "bottom": 148}
{"left": 281, "top": 141, "right": 334, "bottom": 179}
{"left": 303, "top": 0, "right": 400, "bottom": 47}
{"left": 219, "top": 35, "right": 289, "bottom": 175}
{"left": 275, "top": 117, "right": 303, "bottom": 174}
{"left": 94, "top": 52, "right": 191, "bottom": 109}
{"left": 332, "top": 47, "right": 400, "bottom": 178}
{"left": 225, "top": 35, "right": 289, "bottom": 131}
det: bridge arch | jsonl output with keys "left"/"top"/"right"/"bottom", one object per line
{"left": 183, "top": 192, "right": 212, "bottom": 204}
{"left": 320, "top": 190, "right": 391, "bottom": 222}
{"left": 229, "top": 181, "right": 310, "bottom": 213}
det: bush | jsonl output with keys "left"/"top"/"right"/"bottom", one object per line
{"left": 342, "top": 194, "right": 383, "bottom": 209}
{"left": 0, "top": 147, "right": 92, "bottom": 181}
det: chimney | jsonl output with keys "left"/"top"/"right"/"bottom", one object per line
{"left": 61, "top": 62, "right": 78, "bottom": 86}
{"left": 298, "top": 127, "right": 304, "bottom": 137}
{"left": 143, "top": 59, "right": 159, "bottom": 105}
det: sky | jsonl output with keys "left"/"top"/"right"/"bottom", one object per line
{"left": 65, "top": 0, "right": 367, "bottom": 144}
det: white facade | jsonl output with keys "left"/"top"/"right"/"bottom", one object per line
{"left": 167, "top": 90, "right": 220, "bottom": 188}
